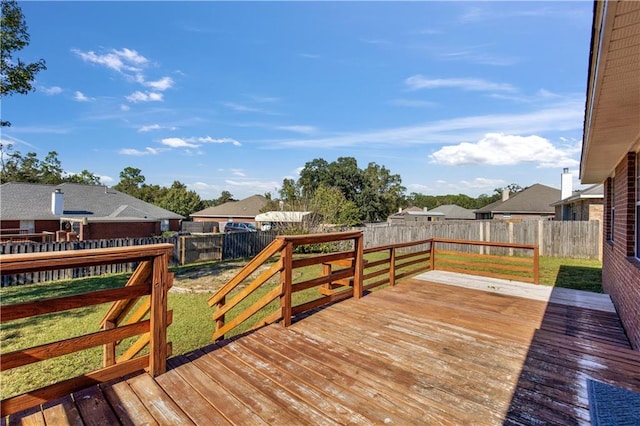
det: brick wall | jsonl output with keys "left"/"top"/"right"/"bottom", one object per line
{"left": 602, "top": 153, "right": 640, "bottom": 350}
{"left": 82, "top": 221, "right": 160, "bottom": 240}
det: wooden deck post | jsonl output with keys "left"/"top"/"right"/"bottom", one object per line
{"left": 215, "top": 295, "right": 226, "bottom": 342}
{"left": 281, "top": 241, "right": 293, "bottom": 327}
{"left": 103, "top": 320, "right": 116, "bottom": 367}
{"left": 149, "top": 251, "right": 169, "bottom": 376}
{"left": 430, "top": 239, "right": 436, "bottom": 271}
{"left": 353, "top": 232, "right": 364, "bottom": 299}
{"left": 533, "top": 246, "right": 540, "bottom": 284}
{"left": 389, "top": 247, "right": 396, "bottom": 287}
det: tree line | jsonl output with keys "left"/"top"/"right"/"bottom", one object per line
{"left": 1, "top": 148, "right": 518, "bottom": 224}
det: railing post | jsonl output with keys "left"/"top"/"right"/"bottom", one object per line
{"left": 149, "top": 251, "right": 169, "bottom": 377}
{"left": 215, "top": 295, "right": 226, "bottom": 342}
{"left": 389, "top": 247, "right": 396, "bottom": 287}
{"left": 430, "top": 239, "right": 436, "bottom": 271}
{"left": 533, "top": 246, "right": 540, "bottom": 284}
{"left": 281, "top": 241, "right": 293, "bottom": 327}
{"left": 103, "top": 320, "right": 116, "bottom": 367}
{"left": 353, "top": 233, "right": 364, "bottom": 299}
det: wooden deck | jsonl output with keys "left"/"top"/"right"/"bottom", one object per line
{"left": 7, "top": 274, "right": 640, "bottom": 425}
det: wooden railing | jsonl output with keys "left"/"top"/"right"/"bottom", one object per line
{"left": 0, "top": 231, "right": 55, "bottom": 243}
{"left": 431, "top": 238, "right": 539, "bottom": 284}
{"left": 208, "top": 234, "right": 539, "bottom": 342}
{"left": 0, "top": 244, "right": 174, "bottom": 417}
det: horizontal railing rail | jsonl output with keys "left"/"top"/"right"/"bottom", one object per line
{"left": 0, "top": 244, "right": 174, "bottom": 417}
{"left": 431, "top": 238, "right": 539, "bottom": 284}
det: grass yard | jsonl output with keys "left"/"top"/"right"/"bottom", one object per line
{"left": 0, "top": 255, "right": 602, "bottom": 400}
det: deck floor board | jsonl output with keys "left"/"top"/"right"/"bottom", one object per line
{"left": 7, "top": 276, "right": 640, "bottom": 425}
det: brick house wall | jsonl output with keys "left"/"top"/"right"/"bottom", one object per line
{"left": 81, "top": 221, "right": 161, "bottom": 240}
{"left": 603, "top": 153, "right": 640, "bottom": 350}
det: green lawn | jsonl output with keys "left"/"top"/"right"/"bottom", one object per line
{"left": 0, "top": 255, "right": 602, "bottom": 399}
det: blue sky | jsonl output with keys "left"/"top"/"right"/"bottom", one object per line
{"left": 3, "top": 1, "right": 593, "bottom": 201}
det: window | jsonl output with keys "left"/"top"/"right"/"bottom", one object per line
{"left": 161, "top": 219, "right": 170, "bottom": 232}
{"left": 19, "top": 220, "right": 34, "bottom": 233}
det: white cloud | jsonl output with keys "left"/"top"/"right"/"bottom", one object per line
{"left": 99, "top": 175, "right": 115, "bottom": 184}
{"left": 138, "top": 124, "right": 161, "bottom": 132}
{"left": 272, "top": 98, "right": 584, "bottom": 149}
{"left": 299, "top": 53, "right": 320, "bottom": 59}
{"left": 225, "top": 179, "right": 281, "bottom": 192}
{"left": 40, "top": 86, "right": 63, "bottom": 95}
{"left": 429, "top": 133, "right": 580, "bottom": 168}
{"left": 405, "top": 75, "right": 516, "bottom": 92}
{"left": 144, "top": 76, "right": 174, "bottom": 91}
{"left": 198, "top": 136, "right": 242, "bottom": 146}
{"left": 72, "top": 47, "right": 148, "bottom": 73}
{"left": 120, "top": 104, "right": 130, "bottom": 111}
{"left": 125, "top": 91, "right": 163, "bottom": 103}
{"left": 119, "top": 147, "right": 160, "bottom": 156}
{"left": 223, "top": 102, "right": 264, "bottom": 113}
{"left": 74, "top": 91, "right": 92, "bottom": 102}
{"left": 231, "top": 169, "right": 246, "bottom": 177}
{"left": 161, "top": 137, "right": 200, "bottom": 148}
{"left": 275, "top": 125, "right": 317, "bottom": 134}
{"left": 438, "top": 50, "right": 521, "bottom": 66}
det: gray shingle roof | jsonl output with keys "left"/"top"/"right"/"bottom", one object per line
{"left": 430, "top": 204, "right": 475, "bottom": 220}
{"left": 474, "top": 184, "right": 560, "bottom": 214}
{"left": 0, "top": 182, "right": 184, "bottom": 221}
{"left": 550, "top": 184, "right": 604, "bottom": 206}
{"left": 190, "top": 194, "right": 268, "bottom": 218}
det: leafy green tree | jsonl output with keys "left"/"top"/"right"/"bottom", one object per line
{"left": 0, "top": 145, "right": 65, "bottom": 183}
{"left": 1, "top": 0, "right": 47, "bottom": 127}
{"left": 157, "top": 181, "right": 203, "bottom": 217}
{"left": 278, "top": 178, "right": 300, "bottom": 205}
{"left": 113, "top": 167, "right": 146, "bottom": 197}
{"left": 65, "top": 169, "right": 101, "bottom": 185}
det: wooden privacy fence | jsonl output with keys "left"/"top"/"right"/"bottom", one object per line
{"left": 361, "top": 220, "right": 601, "bottom": 260}
{"left": 207, "top": 232, "right": 539, "bottom": 342}
{"left": 0, "top": 244, "right": 174, "bottom": 417}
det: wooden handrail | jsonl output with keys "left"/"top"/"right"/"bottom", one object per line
{"left": 209, "top": 234, "right": 540, "bottom": 342}
{"left": 0, "top": 244, "right": 174, "bottom": 417}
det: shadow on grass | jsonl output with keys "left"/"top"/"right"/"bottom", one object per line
{"left": 554, "top": 265, "right": 603, "bottom": 293}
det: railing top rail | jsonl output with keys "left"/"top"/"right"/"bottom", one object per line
{"left": 364, "top": 238, "right": 433, "bottom": 253}
{"left": 276, "top": 231, "right": 362, "bottom": 246}
{"left": 0, "top": 243, "right": 174, "bottom": 274}
{"left": 431, "top": 238, "right": 538, "bottom": 251}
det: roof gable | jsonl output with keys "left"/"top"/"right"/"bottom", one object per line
{"left": 475, "top": 184, "right": 560, "bottom": 214}
{"left": 191, "top": 194, "right": 268, "bottom": 218}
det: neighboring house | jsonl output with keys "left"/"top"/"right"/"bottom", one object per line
{"left": 254, "top": 211, "right": 315, "bottom": 230}
{"left": 551, "top": 168, "right": 603, "bottom": 221}
{"left": 580, "top": 0, "right": 640, "bottom": 349}
{"left": 429, "top": 204, "right": 475, "bottom": 220}
{"left": 474, "top": 184, "right": 559, "bottom": 221}
{"left": 0, "top": 182, "right": 183, "bottom": 240}
{"left": 190, "top": 194, "right": 268, "bottom": 229}
{"left": 388, "top": 207, "right": 445, "bottom": 225}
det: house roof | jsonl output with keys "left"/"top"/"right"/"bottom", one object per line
{"left": 474, "top": 184, "right": 560, "bottom": 214}
{"left": 389, "top": 207, "right": 445, "bottom": 218}
{"left": 190, "top": 194, "right": 268, "bottom": 218}
{"left": 255, "top": 211, "right": 312, "bottom": 223}
{"left": 0, "top": 182, "right": 184, "bottom": 221}
{"left": 550, "top": 184, "right": 604, "bottom": 207}
{"left": 429, "top": 204, "right": 475, "bottom": 220}
{"left": 580, "top": 1, "right": 640, "bottom": 183}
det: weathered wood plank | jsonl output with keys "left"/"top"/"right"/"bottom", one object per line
{"left": 73, "top": 386, "right": 120, "bottom": 426}
{"left": 41, "top": 396, "right": 83, "bottom": 426}
{"left": 126, "top": 374, "right": 194, "bottom": 425}
{"left": 101, "top": 380, "right": 159, "bottom": 426}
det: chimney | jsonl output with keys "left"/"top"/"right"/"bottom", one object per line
{"left": 502, "top": 188, "right": 509, "bottom": 201}
{"left": 51, "top": 189, "right": 64, "bottom": 215}
{"left": 561, "top": 168, "right": 573, "bottom": 200}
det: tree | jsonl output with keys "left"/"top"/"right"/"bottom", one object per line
{"left": 113, "top": 167, "right": 146, "bottom": 197}
{"left": 0, "top": 145, "right": 64, "bottom": 184}
{"left": 65, "top": 169, "right": 101, "bottom": 185}
{"left": 157, "top": 181, "right": 203, "bottom": 217}
{"left": 1, "top": 0, "right": 47, "bottom": 127}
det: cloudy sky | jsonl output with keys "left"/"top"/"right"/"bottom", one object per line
{"left": 3, "top": 1, "right": 593, "bottom": 200}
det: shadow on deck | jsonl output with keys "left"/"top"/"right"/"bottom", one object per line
{"left": 7, "top": 273, "right": 640, "bottom": 425}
